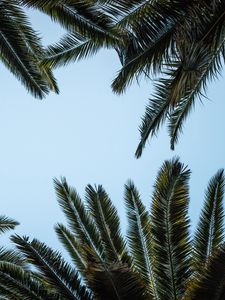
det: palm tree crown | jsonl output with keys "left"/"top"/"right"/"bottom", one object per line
{"left": 0, "top": 158, "right": 224, "bottom": 299}
{"left": 20, "top": 0, "right": 225, "bottom": 153}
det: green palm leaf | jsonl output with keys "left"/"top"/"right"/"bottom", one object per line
{"left": 55, "top": 223, "right": 87, "bottom": 277}
{"left": 11, "top": 235, "right": 92, "bottom": 300}
{"left": 193, "top": 169, "right": 225, "bottom": 271}
{"left": 0, "top": 1, "right": 56, "bottom": 98}
{"left": 0, "top": 216, "right": 18, "bottom": 234}
{"left": 85, "top": 184, "right": 129, "bottom": 264}
{"left": 0, "top": 262, "right": 57, "bottom": 300}
{"left": 151, "top": 158, "right": 191, "bottom": 300}
{"left": 54, "top": 177, "right": 103, "bottom": 260}
{"left": 42, "top": 33, "right": 100, "bottom": 68}
{"left": 124, "top": 181, "right": 157, "bottom": 298}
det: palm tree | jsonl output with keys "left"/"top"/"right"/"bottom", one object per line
{"left": 0, "top": 158, "right": 225, "bottom": 299}
{"left": 0, "top": 0, "right": 58, "bottom": 98}
{"left": 19, "top": 0, "right": 225, "bottom": 153}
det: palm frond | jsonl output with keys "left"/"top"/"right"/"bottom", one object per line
{"left": 11, "top": 235, "right": 92, "bottom": 300}
{"left": 54, "top": 177, "right": 103, "bottom": 260}
{"left": 0, "top": 261, "right": 57, "bottom": 300}
{"left": 168, "top": 42, "right": 225, "bottom": 149}
{"left": 124, "top": 181, "right": 157, "bottom": 298}
{"left": 55, "top": 223, "right": 87, "bottom": 277}
{"left": 42, "top": 33, "right": 100, "bottom": 68}
{"left": 85, "top": 184, "right": 129, "bottom": 264}
{"left": 193, "top": 169, "right": 225, "bottom": 271}
{"left": 135, "top": 78, "right": 172, "bottom": 158}
{"left": 0, "top": 247, "right": 27, "bottom": 268}
{"left": 0, "top": 216, "right": 18, "bottom": 234}
{"left": 6, "top": 0, "right": 59, "bottom": 93}
{"left": 151, "top": 157, "right": 191, "bottom": 300}
{"left": 20, "top": 0, "right": 119, "bottom": 45}
{"left": 0, "top": 1, "right": 54, "bottom": 98}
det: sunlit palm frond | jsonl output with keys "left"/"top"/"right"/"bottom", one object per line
{"left": 151, "top": 158, "right": 191, "bottom": 300}
{"left": 124, "top": 181, "right": 157, "bottom": 297}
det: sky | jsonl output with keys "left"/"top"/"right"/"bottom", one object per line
{"left": 1, "top": 9, "right": 225, "bottom": 250}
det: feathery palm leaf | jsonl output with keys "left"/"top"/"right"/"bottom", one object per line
{"left": 193, "top": 169, "right": 225, "bottom": 271}
{"left": 0, "top": 0, "right": 58, "bottom": 98}
{"left": 151, "top": 158, "right": 191, "bottom": 300}
{"left": 85, "top": 184, "right": 129, "bottom": 264}
{"left": 0, "top": 216, "right": 18, "bottom": 234}
{"left": 124, "top": 180, "right": 157, "bottom": 298}
{"left": 11, "top": 235, "right": 92, "bottom": 300}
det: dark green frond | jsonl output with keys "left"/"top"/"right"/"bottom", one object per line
{"left": 20, "top": 0, "right": 119, "bottom": 46}
{"left": 168, "top": 42, "right": 225, "bottom": 149}
{"left": 124, "top": 181, "right": 157, "bottom": 298}
{"left": 193, "top": 169, "right": 225, "bottom": 271}
{"left": 0, "top": 262, "right": 57, "bottom": 300}
{"left": 43, "top": 33, "right": 100, "bottom": 68}
{"left": 135, "top": 79, "right": 172, "bottom": 158}
{"left": 151, "top": 158, "right": 191, "bottom": 300}
{"left": 11, "top": 235, "right": 92, "bottom": 300}
{"left": 0, "top": 247, "right": 27, "bottom": 268}
{"left": 54, "top": 177, "right": 103, "bottom": 260}
{"left": 55, "top": 223, "right": 87, "bottom": 277}
{"left": 0, "top": 215, "right": 18, "bottom": 234}
{"left": 0, "top": 1, "right": 54, "bottom": 98}
{"left": 85, "top": 184, "right": 129, "bottom": 264}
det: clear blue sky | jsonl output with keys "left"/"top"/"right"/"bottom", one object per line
{"left": 1, "top": 9, "right": 225, "bottom": 249}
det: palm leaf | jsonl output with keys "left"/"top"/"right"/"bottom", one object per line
{"left": 0, "top": 216, "right": 18, "bottom": 234}
{"left": 193, "top": 169, "right": 225, "bottom": 271}
{"left": 54, "top": 177, "right": 103, "bottom": 260}
{"left": 135, "top": 78, "right": 173, "bottom": 158}
{"left": 11, "top": 235, "right": 92, "bottom": 300}
{"left": 42, "top": 33, "right": 100, "bottom": 68}
{"left": 20, "top": 0, "right": 119, "bottom": 45}
{"left": 124, "top": 181, "right": 157, "bottom": 298}
{"left": 85, "top": 184, "right": 129, "bottom": 264}
{"left": 168, "top": 42, "right": 225, "bottom": 149}
{"left": 150, "top": 158, "right": 191, "bottom": 300}
{"left": 0, "top": 1, "right": 53, "bottom": 98}
{"left": 55, "top": 223, "right": 87, "bottom": 277}
{"left": 0, "top": 262, "right": 57, "bottom": 300}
